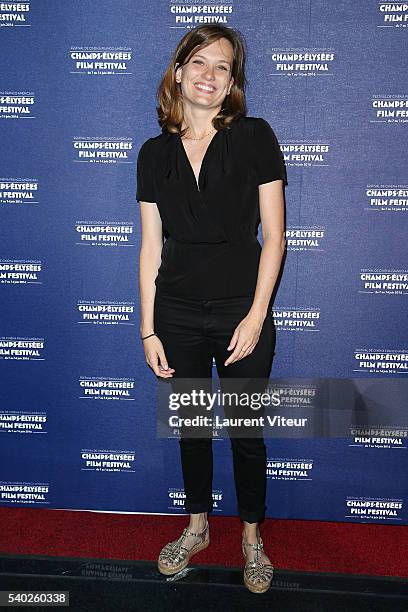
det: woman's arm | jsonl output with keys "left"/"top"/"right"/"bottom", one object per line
{"left": 138, "top": 201, "right": 176, "bottom": 377}
{"left": 139, "top": 201, "right": 163, "bottom": 338}
{"left": 250, "top": 179, "right": 286, "bottom": 318}
{"left": 224, "top": 179, "right": 285, "bottom": 366}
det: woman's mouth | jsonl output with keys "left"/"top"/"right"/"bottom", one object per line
{"left": 194, "top": 83, "right": 216, "bottom": 94}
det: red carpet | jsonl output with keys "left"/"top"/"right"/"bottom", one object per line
{"left": 0, "top": 508, "right": 406, "bottom": 577}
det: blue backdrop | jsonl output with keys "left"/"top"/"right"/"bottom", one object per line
{"left": 0, "top": 1, "right": 407, "bottom": 525}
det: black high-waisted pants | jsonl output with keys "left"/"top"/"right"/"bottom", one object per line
{"left": 153, "top": 287, "right": 275, "bottom": 523}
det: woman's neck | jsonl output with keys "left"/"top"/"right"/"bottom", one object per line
{"left": 181, "top": 106, "right": 221, "bottom": 138}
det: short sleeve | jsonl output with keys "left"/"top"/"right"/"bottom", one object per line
{"left": 253, "top": 118, "right": 288, "bottom": 187}
{"left": 136, "top": 139, "right": 157, "bottom": 203}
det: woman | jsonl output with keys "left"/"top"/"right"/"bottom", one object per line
{"left": 137, "top": 24, "right": 287, "bottom": 594}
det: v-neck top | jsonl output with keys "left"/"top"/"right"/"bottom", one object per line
{"left": 136, "top": 115, "right": 288, "bottom": 299}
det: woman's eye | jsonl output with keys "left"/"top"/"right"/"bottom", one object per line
{"left": 192, "top": 60, "right": 227, "bottom": 71}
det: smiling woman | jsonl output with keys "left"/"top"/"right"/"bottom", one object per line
{"left": 136, "top": 24, "right": 287, "bottom": 594}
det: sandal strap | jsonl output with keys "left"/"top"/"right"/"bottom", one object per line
{"left": 184, "top": 521, "right": 208, "bottom": 539}
{"left": 242, "top": 533, "right": 266, "bottom": 564}
{"left": 243, "top": 541, "right": 264, "bottom": 550}
{"left": 245, "top": 560, "right": 274, "bottom": 570}
{"left": 171, "top": 521, "right": 209, "bottom": 554}
{"left": 159, "top": 522, "right": 209, "bottom": 566}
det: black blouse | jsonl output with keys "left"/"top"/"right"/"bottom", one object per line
{"left": 136, "top": 115, "right": 287, "bottom": 299}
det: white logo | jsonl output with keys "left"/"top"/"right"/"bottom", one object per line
{"left": 75, "top": 222, "right": 135, "bottom": 247}
{"left": 269, "top": 48, "right": 335, "bottom": 77}
{"left": 273, "top": 308, "right": 321, "bottom": 332}
{"left": 349, "top": 426, "right": 408, "bottom": 449}
{"left": 77, "top": 300, "right": 135, "bottom": 326}
{"left": 169, "top": 3, "right": 233, "bottom": 27}
{"left": 81, "top": 450, "right": 136, "bottom": 472}
{"left": 0, "top": 178, "right": 39, "bottom": 206}
{"left": 370, "top": 95, "right": 408, "bottom": 124}
{"left": 0, "top": 259, "right": 42, "bottom": 284}
{"left": 0, "top": 482, "right": 50, "bottom": 505}
{"left": 365, "top": 184, "right": 408, "bottom": 212}
{"left": 69, "top": 47, "right": 132, "bottom": 75}
{"left": 377, "top": 3, "right": 408, "bottom": 29}
{"left": 73, "top": 138, "right": 133, "bottom": 164}
{"left": 354, "top": 349, "right": 408, "bottom": 374}
{"left": 286, "top": 226, "right": 325, "bottom": 252}
{"left": 280, "top": 141, "right": 330, "bottom": 168}
{"left": 0, "top": 2, "right": 31, "bottom": 27}
{"left": 79, "top": 376, "right": 135, "bottom": 401}
{"left": 269, "top": 384, "right": 317, "bottom": 409}
{"left": 0, "top": 91, "right": 36, "bottom": 119}
{"left": 359, "top": 269, "right": 408, "bottom": 295}
{"left": 0, "top": 411, "right": 47, "bottom": 434}
{"left": 267, "top": 457, "right": 313, "bottom": 480}
{"left": 0, "top": 336, "right": 45, "bottom": 361}
{"left": 345, "top": 497, "right": 403, "bottom": 520}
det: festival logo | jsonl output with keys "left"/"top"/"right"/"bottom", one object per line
{"left": 169, "top": 1, "right": 234, "bottom": 27}
{"left": 0, "top": 91, "right": 36, "bottom": 119}
{"left": 269, "top": 47, "right": 335, "bottom": 77}
{"left": 376, "top": 2, "right": 408, "bottom": 28}
{"left": 79, "top": 376, "right": 136, "bottom": 402}
{"left": 168, "top": 487, "right": 187, "bottom": 511}
{"left": 280, "top": 140, "right": 330, "bottom": 168}
{"left": 168, "top": 487, "right": 223, "bottom": 512}
{"left": 0, "top": 410, "right": 47, "bottom": 434}
{"left": 349, "top": 426, "right": 408, "bottom": 449}
{"left": 0, "top": 482, "right": 50, "bottom": 506}
{"left": 76, "top": 300, "right": 135, "bottom": 326}
{"left": 81, "top": 450, "right": 136, "bottom": 472}
{"left": 0, "top": 336, "right": 45, "bottom": 361}
{"left": 0, "top": 2, "right": 31, "bottom": 27}
{"left": 0, "top": 259, "right": 42, "bottom": 284}
{"left": 359, "top": 268, "right": 408, "bottom": 295}
{"left": 266, "top": 457, "right": 314, "bottom": 481}
{"left": 72, "top": 137, "right": 134, "bottom": 164}
{"left": 75, "top": 222, "right": 135, "bottom": 248}
{"left": 0, "top": 178, "right": 39, "bottom": 206}
{"left": 345, "top": 496, "right": 404, "bottom": 521}
{"left": 286, "top": 226, "right": 325, "bottom": 252}
{"left": 370, "top": 95, "right": 408, "bottom": 124}
{"left": 80, "top": 562, "right": 134, "bottom": 580}
{"left": 69, "top": 47, "right": 132, "bottom": 75}
{"left": 268, "top": 383, "right": 317, "bottom": 409}
{"left": 353, "top": 349, "right": 408, "bottom": 374}
{"left": 365, "top": 184, "right": 408, "bottom": 212}
{"left": 273, "top": 308, "right": 321, "bottom": 332}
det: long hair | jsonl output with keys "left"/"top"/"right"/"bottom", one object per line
{"left": 156, "top": 25, "right": 248, "bottom": 135}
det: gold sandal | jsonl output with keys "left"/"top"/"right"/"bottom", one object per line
{"left": 242, "top": 528, "right": 274, "bottom": 594}
{"left": 158, "top": 521, "right": 210, "bottom": 575}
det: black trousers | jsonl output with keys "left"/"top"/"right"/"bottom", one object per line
{"left": 153, "top": 288, "right": 275, "bottom": 523}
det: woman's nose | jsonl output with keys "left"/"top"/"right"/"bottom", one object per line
{"left": 203, "top": 65, "right": 215, "bottom": 79}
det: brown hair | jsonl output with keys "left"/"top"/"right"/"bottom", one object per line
{"left": 156, "top": 25, "right": 248, "bottom": 135}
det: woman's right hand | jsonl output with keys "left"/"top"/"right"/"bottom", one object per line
{"left": 143, "top": 335, "right": 175, "bottom": 377}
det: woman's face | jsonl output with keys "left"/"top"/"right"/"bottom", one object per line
{"left": 175, "top": 37, "right": 234, "bottom": 111}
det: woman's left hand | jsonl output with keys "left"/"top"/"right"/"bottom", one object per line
{"left": 224, "top": 311, "right": 265, "bottom": 366}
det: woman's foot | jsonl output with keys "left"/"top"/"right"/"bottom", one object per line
{"left": 158, "top": 514, "right": 209, "bottom": 575}
{"left": 242, "top": 525, "right": 274, "bottom": 593}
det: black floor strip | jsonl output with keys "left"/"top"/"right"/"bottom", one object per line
{"left": 0, "top": 554, "right": 406, "bottom": 611}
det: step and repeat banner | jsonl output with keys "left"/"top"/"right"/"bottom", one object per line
{"left": 1, "top": 1, "right": 407, "bottom": 524}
